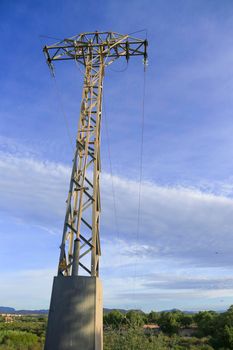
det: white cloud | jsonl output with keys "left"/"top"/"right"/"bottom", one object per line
{"left": 102, "top": 175, "right": 233, "bottom": 267}
{"left": 0, "top": 149, "right": 69, "bottom": 226}
{"left": 1, "top": 147, "right": 233, "bottom": 267}
{"left": 1, "top": 147, "right": 233, "bottom": 309}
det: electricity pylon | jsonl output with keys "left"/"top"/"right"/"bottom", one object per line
{"left": 43, "top": 32, "right": 147, "bottom": 350}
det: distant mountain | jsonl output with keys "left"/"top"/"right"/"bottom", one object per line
{"left": 0, "top": 307, "right": 142, "bottom": 315}
{"left": 0, "top": 307, "right": 15, "bottom": 314}
{"left": 17, "top": 310, "right": 49, "bottom": 315}
{"left": 0, "top": 307, "right": 48, "bottom": 315}
{"left": 0, "top": 306, "right": 224, "bottom": 315}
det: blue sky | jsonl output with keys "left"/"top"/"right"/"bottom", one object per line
{"left": 1, "top": 0, "right": 233, "bottom": 312}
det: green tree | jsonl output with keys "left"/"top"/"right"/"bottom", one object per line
{"left": 222, "top": 325, "right": 233, "bottom": 348}
{"left": 211, "top": 305, "right": 233, "bottom": 348}
{"left": 104, "top": 310, "right": 125, "bottom": 329}
{"left": 159, "top": 312, "right": 180, "bottom": 335}
{"left": 147, "top": 311, "right": 159, "bottom": 324}
{"left": 126, "top": 311, "right": 145, "bottom": 328}
{"left": 194, "top": 311, "right": 217, "bottom": 337}
{"left": 179, "top": 314, "right": 193, "bottom": 327}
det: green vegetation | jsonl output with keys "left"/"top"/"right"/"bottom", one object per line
{"left": 104, "top": 306, "right": 233, "bottom": 349}
{"left": 0, "top": 316, "right": 46, "bottom": 350}
{"left": 104, "top": 331, "right": 213, "bottom": 350}
{"left": 0, "top": 331, "right": 42, "bottom": 350}
{"left": 1, "top": 306, "right": 233, "bottom": 349}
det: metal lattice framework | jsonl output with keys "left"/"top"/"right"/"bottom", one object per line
{"left": 43, "top": 31, "right": 148, "bottom": 277}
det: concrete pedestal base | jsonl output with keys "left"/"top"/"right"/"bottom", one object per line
{"left": 44, "top": 276, "right": 103, "bottom": 350}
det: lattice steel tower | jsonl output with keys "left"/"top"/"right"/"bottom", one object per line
{"left": 43, "top": 32, "right": 147, "bottom": 350}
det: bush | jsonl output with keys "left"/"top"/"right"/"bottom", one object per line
{"left": 0, "top": 330, "right": 42, "bottom": 350}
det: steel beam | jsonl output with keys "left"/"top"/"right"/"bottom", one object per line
{"left": 43, "top": 31, "right": 147, "bottom": 278}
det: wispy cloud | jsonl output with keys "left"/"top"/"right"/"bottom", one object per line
{"left": 1, "top": 145, "right": 233, "bottom": 309}
{"left": 1, "top": 145, "right": 233, "bottom": 268}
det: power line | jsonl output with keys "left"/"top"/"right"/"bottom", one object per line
{"left": 102, "top": 95, "right": 120, "bottom": 241}
{"left": 74, "top": 58, "right": 85, "bottom": 76}
{"left": 52, "top": 76, "right": 75, "bottom": 151}
{"left": 110, "top": 62, "right": 128, "bottom": 73}
{"left": 136, "top": 57, "right": 147, "bottom": 246}
{"left": 133, "top": 42, "right": 147, "bottom": 307}
{"left": 128, "top": 28, "right": 148, "bottom": 36}
{"left": 39, "top": 34, "right": 75, "bottom": 152}
{"left": 39, "top": 34, "right": 62, "bottom": 41}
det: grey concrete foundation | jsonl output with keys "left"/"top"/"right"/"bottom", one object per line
{"left": 44, "top": 276, "right": 103, "bottom": 350}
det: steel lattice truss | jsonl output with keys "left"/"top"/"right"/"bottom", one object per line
{"left": 43, "top": 31, "right": 148, "bottom": 277}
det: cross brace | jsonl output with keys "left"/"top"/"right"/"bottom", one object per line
{"left": 43, "top": 31, "right": 148, "bottom": 277}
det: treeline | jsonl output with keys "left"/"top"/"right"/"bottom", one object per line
{"left": 1, "top": 307, "right": 233, "bottom": 349}
{"left": 104, "top": 306, "right": 233, "bottom": 349}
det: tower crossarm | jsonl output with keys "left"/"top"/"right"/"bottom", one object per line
{"left": 43, "top": 31, "right": 147, "bottom": 277}
{"left": 43, "top": 31, "right": 148, "bottom": 70}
